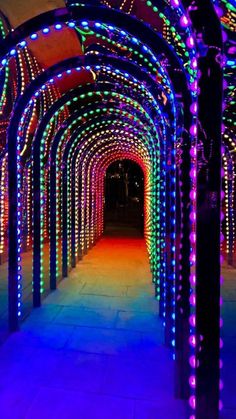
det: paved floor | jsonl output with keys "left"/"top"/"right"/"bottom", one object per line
{"left": 0, "top": 235, "right": 188, "bottom": 419}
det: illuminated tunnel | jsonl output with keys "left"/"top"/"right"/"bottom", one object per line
{"left": 0, "top": 0, "right": 233, "bottom": 418}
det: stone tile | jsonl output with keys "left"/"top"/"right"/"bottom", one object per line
{"left": 67, "top": 326, "right": 143, "bottom": 355}
{"left": 23, "top": 304, "right": 63, "bottom": 325}
{"left": 222, "top": 302, "right": 236, "bottom": 337}
{"left": 54, "top": 306, "right": 118, "bottom": 328}
{"left": 76, "top": 294, "right": 158, "bottom": 313}
{"left": 25, "top": 388, "right": 135, "bottom": 419}
{"left": 115, "top": 310, "right": 161, "bottom": 333}
{"left": 102, "top": 352, "right": 175, "bottom": 401}
{"left": 80, "top": 283, "right": 128, "bottom": 297}
{"left": 134, "top": 399, "right": 188, "bottom": 419}
{"left": 0, "top": 382, "right": 39, "bottom": 419}
{"left": 7, "top": 323, "right": 75, "bottom": 350}
{"left": 220, "top": 408, "right": 236, "bottom": 419}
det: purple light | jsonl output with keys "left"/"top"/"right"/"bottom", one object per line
{"left": 189, "top": 294, "right": 196, "bottom": 306}
{"left": 170, "top": 0, "right": 180, "bottom": 7}
{"left": 189, "top": 356, "right": 196, "bottom": 368}
{"left": 180, "top": 15, "right": 189, "bottom": 28}
{"left": 187, "top": 36, "right": 195, "bottom": 48}
{"left": 190, "top": 102, "right": 198, "bottom": 115}
{"left": 189, "top": 375, "right": 196, "bottom": 388}
{"left": 189, "top": 395, "right": 196, "bottom": 409}
{"left": 190, "top": 124, "right": 197, "bottom": 136}
{"left": 190, "top": 274, "right": 196, "bottom": 286}
{"left": 191, "top": 58, "right": 198, "bottom": 70}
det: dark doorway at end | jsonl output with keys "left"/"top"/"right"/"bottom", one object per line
{"left": 104, "top": 160, "right": 144, "bottom": 237}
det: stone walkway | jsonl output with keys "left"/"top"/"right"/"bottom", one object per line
{"left": 0, "top": 236, "right": 187, "bottom": 419}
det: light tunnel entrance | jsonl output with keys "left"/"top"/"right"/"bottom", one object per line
{"left": 0, "top": 1, "right": 226, "bottom": 418}
{"left": 104, "top": 160, "right": 144, "bottom": 236}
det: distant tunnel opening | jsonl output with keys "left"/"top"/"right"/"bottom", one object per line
{"left": 104, "top": 160, "right": 144, "bottom": 237}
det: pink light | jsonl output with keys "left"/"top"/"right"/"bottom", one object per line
{"left": 190, "top": 190, "right": 196, "bottom": 200}
{"left": 189, "top": 395, "right": 196, "bottom": 409}
{"left": 189, "top": 355, "right": 196, "bottom": 368}
{"left": 170, "top": 0, "right": 180, "bottom": 7}
{"left": 190, "top": 58, "right": 198, "bottom": 70}
{"left": 180, "top": 15, "right": 189, "bottom": 28}
{"left": 190, "top": 124, "right": 197, "bottom": 136}
{"left": 189, "top": 375, "right": 196, "bottom": 388}
{"left": 189, "top": 294, "right": 196, "bottom": 306}
{"left": 190, "top": 274, "right": 196, "bottom": 286}
{"left": 189, "top": 315, "right": 196, "bottom": 327}
{"left": 190, "top": 211, "right": 196, "bottom": 222}
{"left": 187, "top": 36, "right": 195, "bottom": 49}
{"left": 190, "top": 81, "right": 198, "bottom": 92}
{"left": 190, "top": 168, "right": 196, "bottom": 179}
{"left": 190, "top": 232, "right": 196, "bottom": 243}
{"left": 190, "top": 103, "right": 198, "bottom": 115}
{"left": 189, "top": 335, "right": 196, "bottom": 347}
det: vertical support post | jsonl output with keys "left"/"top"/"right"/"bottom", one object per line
{"left": 33, "top": 149, "right": 41, "bottom": 307}
{"left": 192, "top": 4, "right": 223, "bottom": 417}
{"left": 50, "top": 158, "right": 57, "bottom": 289}
{"left": 62, "top": 163, "right": 68, "bottom": 277}
{"left": 195, "top": 57, "right": 222, "bottom": 419}
{"left": 78, "top": 171, "right": 83, "bottom": 260}
{"left": 175, "top": 131, "right": 191, "bottom": 399}
{"left": 8, "top": 126, "right": 19, "bottom": 331}
{"left": 71, "top": 163, "right": 76, "bottom": 268}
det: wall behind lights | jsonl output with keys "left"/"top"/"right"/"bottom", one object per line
{"left": 0, "top": 0, "right": 65, "bottom": 28}
{"left": 0, "top": 0, "right": 83, "bottom": 73}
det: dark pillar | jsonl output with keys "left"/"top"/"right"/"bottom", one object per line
{"left": 189, "top": 3, "right": 223, "bottom": 417}
{"left": 8, "top": 126, "right": 19, "bottom": 331}
{"left": 49, "top": 158, "right": 57, "bottom": 289}
{"left": 62, "top": 164, "right": 68, "bottom": 278}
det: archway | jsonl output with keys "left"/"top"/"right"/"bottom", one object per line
{"left": 0, "top": 1, "right": 225, "bottom": 418}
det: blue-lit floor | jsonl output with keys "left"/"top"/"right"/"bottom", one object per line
{"left": 0, "top": 235, "right": 188, "bottom": 419}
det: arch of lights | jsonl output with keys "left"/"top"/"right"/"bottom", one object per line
{"left": 0, "top": 1, "right": 226, "bottom": 418}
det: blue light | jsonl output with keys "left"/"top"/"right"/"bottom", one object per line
{"left": 20, "top": 41, "right": 27, "bottom": 47}
{"left": 10, "top": 49, "right": 16, "bottom": 56}
{"left": 42, "top": 28, "right": 50, "bottom": 34}
{"left": 55, "top": 24, "right": 62, "bottom": 30}
{"left": 81, "top": 21, "right": 88, "bottom": 27}
{"left": 30, "top": 33, "right": 38, "bottom": 40}
{"left": 68, "top": 22, "right": 75, "bottom": 28}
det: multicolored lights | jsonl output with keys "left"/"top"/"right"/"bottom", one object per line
{"left": 0, "top": 1, "right": 231, "bottom": 418}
